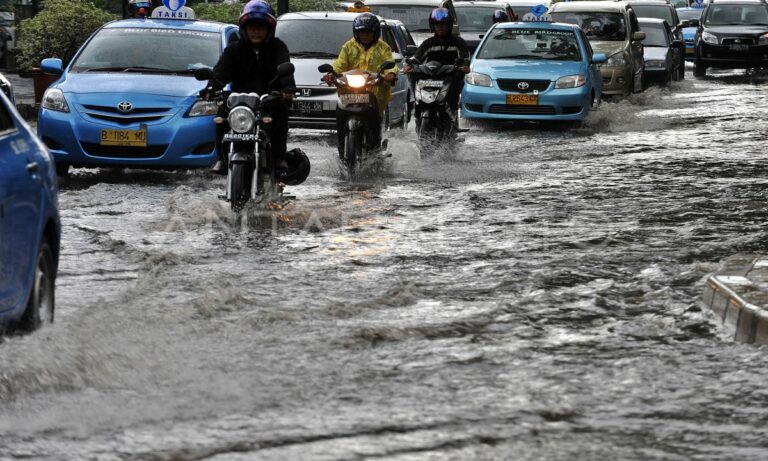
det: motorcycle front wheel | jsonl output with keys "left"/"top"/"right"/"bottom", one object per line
{"left": 345, "top": 127, "right": 363, "bottom": 173}
{"left": 230, "top": 162, "right": 249, "bottom": 211}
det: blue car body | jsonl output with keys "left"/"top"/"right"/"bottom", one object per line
{"left": 37, "top": 18, "right": 237, "bottom": 169}
{"left": 462, "top": 21, "right": 604, "bottom": 122}
{"left": 677, "top": 7, "right": 704, "bottom": 61}
{"left": 0, "top": 91, "right": 60, "bottom": 326}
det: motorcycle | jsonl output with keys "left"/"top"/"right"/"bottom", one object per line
{"left": 318, "top": 61, "right": 396, "bottom": 175}
{"left": 407, "top": 58, "right": 462, "bottom": 155}
{"left": 195, "top": 64, "right": 310, "bottom": 212}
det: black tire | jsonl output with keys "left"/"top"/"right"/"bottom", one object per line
{"left": 679, "top": 60, "right": 686, "bottom": 80}
{"left": 19, "top": 241, "right": 55, "bottom": 332}
{"left": 230, "top": 162, "right": 248, "bottom": 211}
{"left": 55, "top": 163, "right": 69, "bottom": 178}
{"left": 693, "top": 60, "right": 706, "bottom": 78}
{"left": 384, "top": 107, "right": 391, "bottom": 131}
{"left": 345, "top": 127, "right": 362, "bottom": 172}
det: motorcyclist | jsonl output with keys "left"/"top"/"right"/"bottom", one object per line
{"left": 201, "top": 0, "right": 296, "bottom": 175}
{"left": 323, "top": 13, "right": 397, "bottom": 152}
{"left": 403, "top": 8, "right": 470, "bottom": 129}
{"left": 492, "top": 9, "right": 510, "bottom": 24}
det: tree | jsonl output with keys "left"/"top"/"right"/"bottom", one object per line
{"left": 16, "top": 0, "right": 115, "bottom": 72}
{"left": 194, "top": 0, "right": 337, "bottom": 25}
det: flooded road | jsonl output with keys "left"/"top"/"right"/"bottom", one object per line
{"left": 2, "top": 69, "right": 768, "bottom": 460}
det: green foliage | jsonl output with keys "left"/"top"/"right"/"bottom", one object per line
{"left": 194, "top": 0, "right": 338, "bottom": 25}
{"left": 16, "top": 0, "right": 115, "bottom": 72}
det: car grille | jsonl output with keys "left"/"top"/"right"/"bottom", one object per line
{"left": 722, "top": 37, "right": 756, "bottom": 45}
{"left": 489, "top": 104, "right": 556, "bottom": 115}
{"left": 81, "top": 143, "right": 168, "bottom": 159}
{"left": 497, "top": 79, "right": 551, "bottom": 93}
{"left": 80, "top": 104, "right": 173, "bottom": 125}
{"left": 296, "top": 87, "right": 337, "bottom": 97}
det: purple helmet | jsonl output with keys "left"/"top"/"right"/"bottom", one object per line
{"left": 429, "top": 8, "right": 453, "bottom": 32}
{"left": 239, "top": 0, "right": 277, "bottom": 31}
{"left": 493, "top": 9, "right": 509, "bottom": 23}
{"left": 353, "top": 13, "right": 381, "bottom": 44}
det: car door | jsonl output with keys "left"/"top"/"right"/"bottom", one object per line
{"left": 628, "top": 8, "right": 644, "bottom": 78}
{"left": 579, "top": 29, "right": 601, "bottom": 97}
{"left": 382, "top": 22, "right": 407, "bottom": 123}
{"left": 0, "top": 97, "right": 41, "bottom": 313}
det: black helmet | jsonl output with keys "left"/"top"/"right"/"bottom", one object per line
{"left": 429, "top": 8, "right": 453, "bottom": 32}
{"left": 493, "top": 9, "right": 509, "bottom": 24}
{"left": 282, "top": 148, "right": 311, "bottom": 186}
{"left": 353, "top": 13, "right": 381, "bottom": 45}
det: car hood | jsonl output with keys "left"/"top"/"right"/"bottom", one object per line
{"left": 705, "top": 25, "right": 768, "bottom": 35}
{"left": 588, "top": 41, "right": 628, "bottom": 57}
{"left": 292, "top": 58, "right": 334, "bottom": 87}
{"left": 644, "top": 46, "right": 669, "bottom": 61}
{"left": 58, "top": 73, "right": 204, "bottom": 97}
{"left": 473, "top": 59, "right": 585, "bottom": 80}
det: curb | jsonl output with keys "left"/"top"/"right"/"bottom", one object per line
{"left": 701, "top": 255, "right": 768, "bottom": 344}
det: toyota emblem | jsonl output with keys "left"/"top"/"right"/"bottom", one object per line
{"left": 301, "top": 88, "right": 312, "bottom": 97}
{"left": 517, "top": 82, "right": 530, "bottom": 90}
{"left": 117, "top": 101, "right": 133, "bottom": 113}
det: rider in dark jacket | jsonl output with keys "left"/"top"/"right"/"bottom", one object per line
{"left": 404, "top": 8, "right": 470, "bottom": 126}
{"left": 202, "top": 0, "right": 296, "bottom": 174}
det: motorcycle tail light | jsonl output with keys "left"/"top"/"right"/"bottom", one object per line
{"left": 262, "top": 116, "right": 273, "bottom": 124}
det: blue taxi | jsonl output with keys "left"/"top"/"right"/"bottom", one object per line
{"left": 461, "top": 10, "right": 607, "bottom": 122}
{"left": 37, "top": 1, "right": 237, "bottom": 174}
{"left": 0, "top": 89, "right": 60, "bottom": 332}
{"left": 677, "top": 5, "right": 705, "bottom": 61}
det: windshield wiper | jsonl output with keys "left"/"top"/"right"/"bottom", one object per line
{"left": 290, "top": 51, "right": 338, "bottom": 58}
{"left": 76, "top": 66, "right": 172, "bottom": 73}
{"left": 77, "top": 66, "right": 129, "bottom": 73}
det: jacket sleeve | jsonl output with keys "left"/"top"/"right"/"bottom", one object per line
{"left": 413, "top": 37, "right": 431, "bottom": 63}
{"left": 275, "top": 40, "right": 296, "bottom": 91}
{"left": 210, "top": 45, "right": 235, "bottom": 91}
{"left": 456, "top": 37, "right": 471, "bottom": 63}
{"left": 332, "top": 42, "right": 352, "bottom": 74}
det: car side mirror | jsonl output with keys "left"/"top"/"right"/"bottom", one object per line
{"left": 277, "top": 62, "right": 295, "bottom": 77}
{"left": 632, "top": 31, "right": 646, "bottom": 41}
{"left": 478, "top": 34, "right": 485, "bottom": 39}
{"left": 379, "top": 60, "right": 396, "bottom": 72}
{"left": 592, "top": 53, "right": 607, "bottom": 64}
{"left": 405, "top": 44, "right": 418, "bottom": 56}
{"left": 40, "top": 58, "right": 63, "bottom": 75}
{"left": 193, "top": 67, "right": 215, "bottom": 81}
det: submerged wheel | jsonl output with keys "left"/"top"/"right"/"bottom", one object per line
{"left": 230, "top": 162, "right": 249, "bottom": 211}
{"left": 346, "top": 128, "right": 362, "bottom": 173}
{"left": 55, "top": 163, "right": 69, "bottom": 178}
{"left": 19, "top": 240, "right": 55, "bottom": 332}
{"left": 694, "top": 60, "right": 706, "bottom": 78}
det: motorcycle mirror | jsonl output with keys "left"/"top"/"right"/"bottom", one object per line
{"left": 277, "top": 62, "right": 295, "bottom": 77}
{"left": 318, "top": 63, "right": 335, "bottom": 73}
{"left": 193, "top": 67, "right": 215, "bottom": 81}
{"left": 379, "top": 61, "right": 396, "bottom": 72}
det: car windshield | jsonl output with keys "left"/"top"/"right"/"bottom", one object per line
{"left": 631, "top": 5, "right": 674, "bottom": 24}
{"left": 277, "top": 19, "right": 352, "bottom": 57}
{"left": 71, "top": 28, "right": 220, "bottom": 73}
{"left": 705, "top": 4, "right": 768, "bottom": 25}
{"left": 455, "top": 7, "right": 496, "bottom": 32}
{"left": 677, "top": 8, "right": 704, "bottom": 22}
{"left": 640, "top": 23, "right": 669, "bottom": 46}
{"left": 476, "top": 28, "right": 582, "bottom": 61}
{"left": 366, "top": 5, "right": 436, "bottom": 31}
{"left": 550, "top": 12, "right": 628, "bottom": 41}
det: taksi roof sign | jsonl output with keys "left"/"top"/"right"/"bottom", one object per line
{"left": 151, "top": 0, "right": 196, "bottom": 19}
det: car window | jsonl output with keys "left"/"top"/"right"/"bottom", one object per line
{"left": 227, "top": 29, "right": 240, "bottom": 47}
{"left": 705, "top": 4, "right": 768, "bottom": 25}
{"left": 550, "top": 12, "right": 628, "bottom": 41}
{"left": 477, "top": 28, "right": 582, "bottom": 61}
{"left": 632, "top": 4, "right": 674, "bottom": 25}
{"left": 455, "top": 7, "right": 495, "bottom": 33}
{"left": 0, "top": 98, "right": 14, "bottom": 134}
{"left": 677, "top": 9, "right": 704, "bottom": 21}
{"left": 629, "top": 9, "right": 641, "bottom": 33}
{"left": 277, "top": 19, "right": 349, "bottom": 57}
{"left": 641, "top": 23, "right": 670, "bottom": 46}
{"left": 391, "top": 24, "right": 407, "bottom": 54}
{"left": 367, "top": 5, "right": 436, "bottom": 32}
{"left": 382, "top": 25, "right": 400, "bottom": 53}
{"left": 71, "top": 28, "right": 221, "bottom": 73}
{"left": 577, "top": 29, "right": 593, "bottom": 59}
{"left": 399, "top": 24, "right": 416, "bottom": 46}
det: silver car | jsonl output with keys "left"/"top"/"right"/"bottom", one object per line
{"left": 277, "top": 12, "right": 413, "bottom": 130}
{"left": 365, "top": 0, "right": 461, "bottom": 44}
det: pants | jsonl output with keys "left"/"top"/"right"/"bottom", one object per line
{"left": 335, "top": 109, "right": 383, "bottom": 157}
{"left": 216, "top": 100, "right": 289, "bottom": 163}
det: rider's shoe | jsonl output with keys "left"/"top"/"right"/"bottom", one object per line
{"left": 211, "top": 158, "right": 227, "bottom": 175}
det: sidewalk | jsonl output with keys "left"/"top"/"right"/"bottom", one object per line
{"left": 2, "top": 70, "right": 35, "bottom": 105}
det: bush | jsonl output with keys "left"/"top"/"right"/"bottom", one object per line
{"left": 16, "top": 0, "right": 115, "bottom": 72}
{"left": 195, "top": 0, "right": 338, "bottom": 25}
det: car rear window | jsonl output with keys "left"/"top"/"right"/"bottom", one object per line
{"left": 366, "top": 5, "right": 436, "bottom": 32}
{"left": 632, "top": 5, "right": 674, "bottom": 25}
{"left": 550, "top": 12, "right": 628, "bottom": 41}
{"left": 455, "top": 7, "right": 495, "bottom": 32}
{"left": 277, "top": 19, "right": 352, "bottom": 57}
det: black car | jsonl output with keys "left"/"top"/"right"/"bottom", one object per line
{"left": 628, "top": 0, "right": 689, "bottom": 79}
{"left": 694, "top": 0, "right": 768, "bottom": 76}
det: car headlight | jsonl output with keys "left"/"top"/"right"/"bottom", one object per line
{"left": 758, "top": 32, "right": 768, "bottom": 45}
{"left": 645, "top": 60, "right": 666, "bottom": 68}
{"left": 41, "top": 88, "right": 69, "bottom": 113}
{"left": 702, "top": 31, "right": 718, "bottom": 44}
{"left": 605, "top": 53, "right": 627, "bottom": 66}
{"left": 347, "top": 74, "right": 367, "bottom": 88}
{"left": 227, "top": 106, "right": 255, "bottom": 133}
{"left": 465, "top": 72, "right": 492, "bottom": 87}
{"left": 188, "top": 100, "right": 219, "bottom": 117}
{"left": 555, "top": 74, "right": 586, "bottom": 89}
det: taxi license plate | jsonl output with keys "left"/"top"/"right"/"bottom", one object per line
{"left": 506, "top": 93, "right": 538, "bottom": 105}
{"left": 340, "top": 93, "right": 370, "bottom": 105}
{"left": 100, "top": 129, "right": 147, "bottom": 147}
{"left": 685, "top": 48, "right": 694, "bottom": 55}
{"left": 293, "top": 101, "right": 323, "bottom": 113}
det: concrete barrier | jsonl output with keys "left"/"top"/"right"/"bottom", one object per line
{"left": 701, "top": 255, "right": 768, "bottom": 344}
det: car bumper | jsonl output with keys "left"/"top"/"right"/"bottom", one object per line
{"left": 597, "top": 65, "right": 633, "bottom": 95}
{"left": 461, "top": 84, "right": 593, "bottom": 121}
{"left": 38, "top": 108, "right": 217, "bottom": 168}
{"left": 697, "top": 42, "right": 768, "bottom": 68}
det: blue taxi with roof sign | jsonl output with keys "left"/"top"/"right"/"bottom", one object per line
{"left": 461, "top": 5, "right": 607, "bottom": 122}
{"left": 677, "top": 4, "right": 705, "bottom": 60}
{"left": 37, "top": 0, "right": 238, "bottom": 174}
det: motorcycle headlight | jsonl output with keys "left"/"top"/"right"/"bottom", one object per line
{"left": 554, "top": 74, "right": 586, "bottom": 89}
{"left": 41, "top": 88, "right": 69, "bottom": 113}
{"left": 465, "top": 72, "right": 492, "bottom": 87}
{"left": 347, "top": 74, "right": 367, "bottom": 88}
{"left": 188, "top": 100, "right": 219, "bottom": 117}
{"left": 228, "top": 106, "right": 255, "bottom": 133}
{"left": 702, "top": 31, "right": 718, "bottom": 44}
{"left": 605, "top": 53, "right": 627, "bottom": 66}
{"left": 418, "top": 88, "right": 438, "bottom": 104}
{"left": 645, "top": 60, "right": 666, "bottom": 68}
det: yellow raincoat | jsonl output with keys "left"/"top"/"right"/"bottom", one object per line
{"left": 332, "top": 38, "right": 398, "bottom": 116}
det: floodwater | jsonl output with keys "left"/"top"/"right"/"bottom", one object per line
{"left": 2, "top": 69, "right": 768, "bottom": 460}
